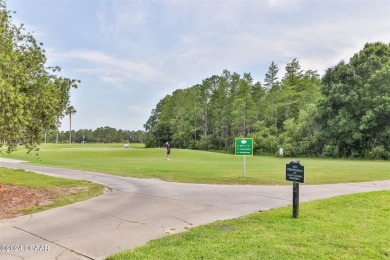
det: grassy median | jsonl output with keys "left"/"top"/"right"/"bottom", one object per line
{"left": 0, "top": 167, "right": 104, "bottom": 217}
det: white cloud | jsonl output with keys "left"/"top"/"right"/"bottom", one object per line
{"left": 127, "top": 105, "right": 146, "bottom": 112}
{"left": 268, "top": 0, "right": 303, "bottom": 10}
{"left": 47, "top": 49, "right": 164, "bottom": 85}
{"left": 96, "top": 1, "right": 149, "bottom": 35}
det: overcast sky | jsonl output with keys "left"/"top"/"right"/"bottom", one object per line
{"left": 7, "top": 0, "right": 390, "bottom": 131}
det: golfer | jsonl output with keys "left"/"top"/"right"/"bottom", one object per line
{"left": 279, "top": 147, "right": 284, "bottom": 158}
{"left": 166, "top": 142, "right": 171, "bottom": 160}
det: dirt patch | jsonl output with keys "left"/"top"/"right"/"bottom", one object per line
{"left": 0, "top": 185, "right": 75, "bottom": 219}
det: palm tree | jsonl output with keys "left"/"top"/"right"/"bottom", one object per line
{"left": 55, "top": 119, "right": 62, "bottom": 144}
{"left": 65, "top": 106, "right": 77, "bottom": 144}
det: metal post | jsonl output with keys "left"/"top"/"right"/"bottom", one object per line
{"left": 293, "top": 181, "right": 299, "bottom": 218}
{"left": 243, "top": 155, "right": 246, "bottom": 178}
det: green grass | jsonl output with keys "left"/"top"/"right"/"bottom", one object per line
{"left": 2, "top": 143, "right": 389, "bottom": 185}
{"left": 107, "top": 190, "right": 390, "bottom": 260}
{"left": 0, "top": 167, "right": 104, "bottom": 216}
{"left": 2, "top": 143, "right": 390, "bottom": 184}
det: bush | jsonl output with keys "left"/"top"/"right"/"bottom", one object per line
{"left": 369, "top": 146, "right": 389, "bottom": 160}
{"left": 323, "top": 144, "right": 340, "bottom": 158}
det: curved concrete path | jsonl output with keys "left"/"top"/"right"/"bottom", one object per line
{"left": 0, "top": 158, "right": 389, "bottom": 260}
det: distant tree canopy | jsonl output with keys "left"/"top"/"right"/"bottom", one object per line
{"left": 44, "top": 127, "right": 145, "bottom": 144}
{"left": 145, "top": 42, "right": 390, "bottom": 159}
{"left": 0, "top": 1, "right": 79, "bottom": 153}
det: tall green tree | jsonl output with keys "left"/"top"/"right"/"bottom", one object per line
{"left": 249, "top": 120, "right": 278, "bottom": 154}
{"left": 264, "top": 61, "right": 279, "bottom": 92}
{"left": 316, "top": 42, "right": 390, "bottom": 158}
{"left": 208, "top": 71, "right": 233, "bottom": 148}
{"left": 231, "top": 73, "right": 256, "bottom": 137}
{"left": 170, "top": 88, "right": 199, "bottom": 148}
{"left": 0, "top": 1, "right": 79, "bottom": 152}
{"left": 65, "top": 106, "right": 77, "bottom": 144}
{"left": 280, "top": 58, "right": 304, "bottom": 120}
{"left": 262, "top": 61, "right": 282, "bottom": 129}
{"left": 279, "top": 104, "right": 320, "bottom": 156}
{"left": 251, "top": 81, "right": 266, "bottom": 123}
{"left": 144, "top": 95, "right": 175, "bottom": 147}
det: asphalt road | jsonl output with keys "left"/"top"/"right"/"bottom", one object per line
{"left": 1, "top": 158, "right": 389, "bottom": 260}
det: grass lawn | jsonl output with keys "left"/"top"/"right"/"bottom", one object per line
{"left": 2, "top": 143, "right": 389, "bottom": 185}
{"left": 107, "top": 190, "right": 390, "bottom": 260}
{"left": 0, "top": 167, "right": 104, "bottom": 216}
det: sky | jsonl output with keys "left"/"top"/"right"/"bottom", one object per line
{"left": 6, "top": 0, "right": 390, "bottom": 131}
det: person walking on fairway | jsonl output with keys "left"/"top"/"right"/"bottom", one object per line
{"left": 166, "top": 142, "right": 171, "bottom": 160}
{"left": 279, "top": 147, "right": 284, "bottom": 158}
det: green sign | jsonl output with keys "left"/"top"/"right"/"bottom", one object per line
{"left": 235, "top": 138, "right": 253, "bottom": 156}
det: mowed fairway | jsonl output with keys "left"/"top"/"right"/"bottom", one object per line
{"left": 2, "top": 143, "right": 389, "bottom": 185}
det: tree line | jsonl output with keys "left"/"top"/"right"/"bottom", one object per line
{"left": 43, "top": 127, "right": 145, "bottom": 144}
{"left": 144, "top": 42, "right": 390, "bottom": 159}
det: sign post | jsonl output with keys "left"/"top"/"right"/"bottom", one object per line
{"left": 293, "top": 182, "right": 299, "bottom": 218}
{"left": 286, "top": 160, "right": 304, "bottom": 218}
{"left": 235, "top": 138, "right": 253, "bottom": 178}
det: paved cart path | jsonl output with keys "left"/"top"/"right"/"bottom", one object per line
{"left": 1, "top": 158, "right": 389, "bottom": 260}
